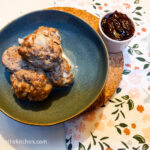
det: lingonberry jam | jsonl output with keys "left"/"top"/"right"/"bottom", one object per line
{"left": 101, "top": 11, "right": 135, "bottom": 41}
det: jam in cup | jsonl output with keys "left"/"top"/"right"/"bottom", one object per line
{"left": 99, "top": 11, "right": 135, "bottom": 53}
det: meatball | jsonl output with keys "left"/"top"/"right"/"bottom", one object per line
{"left": 18, "top": 26, "right": 62, "bottom": 71}
{"left": 47, "top": 58, "right": 74, "bottom": 87}
{"left": 10, "top": 69, "right": 53, "bottom": 101}
{"left": 2, "top": 46, "right": 28, "bottom": 73}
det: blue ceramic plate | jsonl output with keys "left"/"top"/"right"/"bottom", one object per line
{"left": 0, "top": 10, "right": 109, "bottom": 125}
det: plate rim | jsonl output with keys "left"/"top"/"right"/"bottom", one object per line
{"left": 0, "top": 9, "right": 109, "bottom": 126}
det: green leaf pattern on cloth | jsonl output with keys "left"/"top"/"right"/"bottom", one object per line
{"left": 53, "top": 0, "right": 150, "bottom": 149}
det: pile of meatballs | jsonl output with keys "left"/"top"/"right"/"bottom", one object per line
{"left": 2, "top": 26, "right": 74, "bottom": 101}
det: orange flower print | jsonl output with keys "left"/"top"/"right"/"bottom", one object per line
{"left": 94, "top": 122, "right": 99, "bottom": 128}
{"left": 148, "top": 86, "right": 150, "bottom": 91}
{"left": 134, "top": 66, "right": 139, "bottom": 70}
{"left": 123, "top": 128, "right": 130, "bottom": 135}
{"left": 137, "top": 32, "right": 141, "bottom": 36}
{"left": 75, "top": 122, "right": 86, "bottom": 132}
{"left": 106, "top": 148, "right": 113, "bottom": 150}
{"left": 82, "top": 111, "right": 96, "bottom": 122}
{"left": 137, "top": 105, "right": 144, "bottom": 113}
{"left": 128, "top": 88, "right": 140, "bottom": 99}
{"left": 99, "top": 113, "right": 107, "bottom": 120}
{"left": 98, "top": 6, "right": 103, "bottom": 10}
{"left": 131, "top": 123, "right": 136, "bottom": 129}
{"left": 143, "top": 114, "right": 150, "bottom": 122}
{"left": 104, "top": 3, "right": 108, "bottom": 7}
{"left": 142, "top": 27, "right": 147, "bottom": 32}
{"left": 107, "top": 120, "right": 114, "bottom": 128}
{"left": 123, "top": 3, "right": 131, "bottom": 9}
{"left": 143, "top": 126, "right": 150, "bottom": 142}
{"left": 94, "top": 122, "right": 105, "bottom": 131}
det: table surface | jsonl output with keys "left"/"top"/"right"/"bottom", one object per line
{"left": 0, "top": 0, "right": 149, "bottom": 150}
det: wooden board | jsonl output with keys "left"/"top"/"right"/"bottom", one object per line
{"left": 48, "top": 7, "right": 124, "bottom": 111}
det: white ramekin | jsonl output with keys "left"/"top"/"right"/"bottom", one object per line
{"left": 99, "top": 12, "right": 136, "bottom": 53}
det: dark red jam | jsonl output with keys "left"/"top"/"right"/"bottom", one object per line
{"left": 101, "top": 11, "right": 135, "bottom": 41}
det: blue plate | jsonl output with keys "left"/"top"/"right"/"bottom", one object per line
{"left": 0, "top": 10, "right": 109, "bottom": 125}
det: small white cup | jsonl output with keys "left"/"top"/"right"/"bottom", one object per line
{"left": 99, "top": 12, "right": 136, "bottom": 53}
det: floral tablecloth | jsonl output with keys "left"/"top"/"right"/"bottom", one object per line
{"left": 53, "top": 0, "right": 150, "bottom": 150}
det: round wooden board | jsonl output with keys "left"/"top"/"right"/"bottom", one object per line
{"left": 48, "top": 7, "right": 124, "bottom": 111}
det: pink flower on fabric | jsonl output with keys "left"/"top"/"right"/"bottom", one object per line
{"left": 80, "top": 0, "right": 92, "bottom": 8}
{"left": 120, "top": 80, "right": 128, "bottom": 88}
{"left": 112, "top": 0, "right": 121, "bottom": 3}
{"left": 128, "top": 88, "right": 140, "bottom": 99}
{"left": 125, "top": 64, "right": 131, "bottom": 68}
{"left": 143, "top": 114, "right": 150, "bottom": 122}
{"left": 127, "top": 73, "right": 142, "bottom": 84}
{"left": 77, "top": 1, "right": 86, "bottom": 7}
{"left": 124, "top": 53, "right": 130, "bottom": 59}
{"left": 73, "top": 133, "right": 81, "bottom": 141}
{"left": 57, "top": 0, "right": 65, "bottom": 2}
{"left": 82, "top": 111, "right": 96, "bottom": 122}
{"left": 66, "top": 129, "right": 72, "bottom": 135}
{"left": 148, "top": 52, "right": 150, "bottom": 57}
{"left": 143, "top": 126, "right": 150, "bottom": 142}
{"left": 107, "top": 120, "right": 114, "bottom": 128}
{"left": 75, "top": 122, "right": 86, "bottom": 132}
{"left": 131, "top": 59, "right": 136, "bottom": 65}
{"left": 112, "top": 5, "right": 124, "bottom": 12}
{"left": 99, "top": 113, "right": 107, "bottom": 120}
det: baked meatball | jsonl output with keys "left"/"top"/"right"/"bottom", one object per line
{"left": 18, "top": 26, "right": 62, "bottom": 71}
{"left": 10, "top": 69, "right": 53, "bottom": 101}
{"left": 2, "top": 46, "right": 28, "bottom": 73}
{"left": 47, "top": 58, "right": 74, "bottom": 87}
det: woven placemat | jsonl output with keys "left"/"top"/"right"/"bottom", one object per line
{"left": 48, "top": 7, "right": 124, "bottom": 111}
